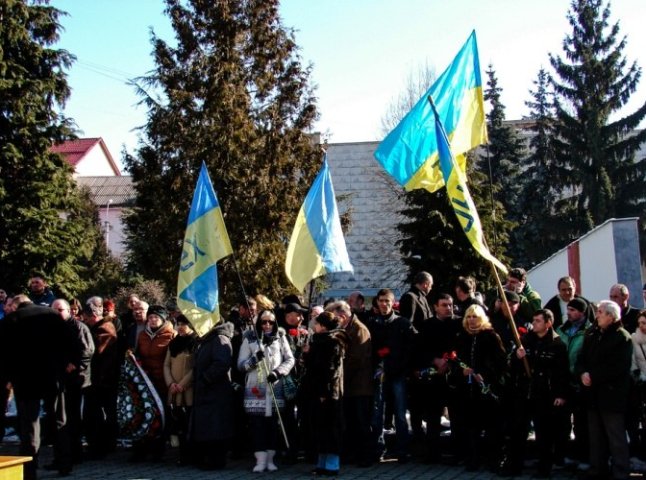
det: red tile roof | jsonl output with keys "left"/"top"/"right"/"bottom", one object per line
{"left": 51, "top": 137, "right": 121, "bottom": 175}
{"left": 51, "top": 138, "right": 101, "bottom": 167}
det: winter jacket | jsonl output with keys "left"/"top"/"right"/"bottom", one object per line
{"left": 575, "top": 321, "right": 633, "bottom": 412}
{"left": 510, "top": 329, "right": 569, "bottom": 401}
{"left": 191, "top": 322, "right": 236, "bottom": 442}
{"left": 137, "top": 320, "right": 175, "bottom": 398}
{"left": 237, "top": 328, "right": 294, "bottom": 416}
{"left": 631, "top": 329, "right": 646, "bottom": 381}
{"left": 342, "top": 315, "right": 373, "bottom": 397}
{"left": 367, "top": 310, "right": 416, "bottom": 380}
{"left": 556, "top": 319, "right": 591, "bottom": 381}
{"left": 399, "top": 286, "right": 432, "bottom": 330}
{"left": 163, "top": 334, "right": 196, "bottom": 406}
{"left": 301, "top": 329, "right": 348, "bottom": 454}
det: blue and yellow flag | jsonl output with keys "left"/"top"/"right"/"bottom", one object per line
{"left": 374, "top": 30, "right": 487, "bottom": 192}
{"left": 429, "top": 97, "right": 506, "bottom": 272}
{"left": 286, "top": 158, "right": 353, "bottom": 292}
{"left": 177, "top": 162, "right": 233, "bottom": 335}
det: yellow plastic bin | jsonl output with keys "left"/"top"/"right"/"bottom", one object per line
{"left": 0, "top": 456, "right": 32, "bottom": 480}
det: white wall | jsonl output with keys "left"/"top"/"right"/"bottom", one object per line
{"left": 528, "top": 249, "right": 569, "bottom": 302}
{"left": 578, "top": 222, "right": 617, "bottom": 303}
{"left": 75, "top": 145, "right": 117, "bottom": 176}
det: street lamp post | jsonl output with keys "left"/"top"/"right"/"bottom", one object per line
{"left": 105, "top": 198, "right": 113, "bottom": 250}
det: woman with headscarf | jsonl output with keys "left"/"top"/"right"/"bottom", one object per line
{"left": 450, "top": 304, "right": 508, "bottom": 472}
{"left": 238, "top": 309, "right": 295, "bottom": 473}
{"left": 163, "top": 315, "right": 198, "bottom": 465}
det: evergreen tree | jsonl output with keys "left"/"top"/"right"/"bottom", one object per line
{"left": 0, "top": 1, "right": 107, "bottom": 298}
{"left": 397, "top": 152, "right": 512, "bottom": 294}
{"left": 478, "top": 64, "right": 526, "bottom": 242}
{"left": 549, "top": 0, "right": 646, "bottom": 246}
{"left": 123, "top": 0, "right": 320, "bottom": 305}
{"left": 514, "top": 68, "right": 576, "bottom": 267}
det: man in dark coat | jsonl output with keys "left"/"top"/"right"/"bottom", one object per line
{"left": 454, "top": 276, "right": 486, "bottom": 318}
{"left": 501, "top": 309, "right": 569, "bottom": 477}
{"left": 576, "top": 300, "right": 633, "bottom": 480}
{"left": 399, "top": 271, "right": 433, "bottom": 331}
{"left": 412, "top": 293, "right": 461, "bottom": 463}
{"left": 3, "top": 295, "right": 74, "bottom": 480}
{"left": 609, "top": 283, "right": 641, "bottom": 333}
{"left": 27, "top": 273, "right": 56, "bottom": 307}
{"left": 191, "top": 321, "right": 235, "bottom": 470}
{"left": 368, "top": 288, "right": 416, "bottom": 463}
{"left": 326, "top": 300, "right": 373, "bottom": 467}
{"left": 51, "top": 298, "right": 95, "bottom": 466}
{"left": 543, "top": 276, "right": 594, "bottom": 328}
{"left": 83, "top": 302, "right": 120, "bottom": 459}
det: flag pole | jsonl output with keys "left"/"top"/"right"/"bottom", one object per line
{"left": 228, "top": 252, "right": 290, "bottom": 449}
{"left": 425, "top": 96, "right": 529, "bottom": 378}
{"left": 487, "top": 255, "right": 531, "bottom": 377}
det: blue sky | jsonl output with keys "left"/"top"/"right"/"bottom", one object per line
{"left": 51, "top": 0, "right": 646, "bottom": 170}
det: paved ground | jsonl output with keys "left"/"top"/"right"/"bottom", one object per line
{"left": 0, "top": 440, "right": 608, "bottom": 480}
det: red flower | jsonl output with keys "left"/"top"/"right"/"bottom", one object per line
{"left": 377, "top": 347, "right": 391, "bottom": 358}
{"left": 518, "top": 327, "right": 528, "bottom": 337}
{"left": 251, "top": 386, "right": 261, "bottom": 397}
{"left": 443, "top": 351, "right": 458, "bottom": 361}
{"left": 288, "top": 329, "right": 298, "bottom": 337}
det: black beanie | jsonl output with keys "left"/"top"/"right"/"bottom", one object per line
{"left": 567, "top": 298, "right": 587, "bottom": 313}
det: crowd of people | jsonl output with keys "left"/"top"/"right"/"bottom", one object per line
{"left": 1, "top": 270, "right": 646, "bottom": 480}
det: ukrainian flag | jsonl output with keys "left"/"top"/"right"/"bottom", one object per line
{"left": 177, "top": 162, "right": 233, "bottom": 335}
{"left": 286, "top": 158, "right": 353, "bottom": 292}
{"left": 429, "top": 96, "right": 506, "bottom": 272}
{"left": 374, "top": 30, "right": 487, "bottom": 192}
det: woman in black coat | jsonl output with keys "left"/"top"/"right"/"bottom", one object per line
{"left": 190, "top": 321, "right": 236, "bottom": 470}
{"left": 450, "top": 304, "right": 508, "bottom": 472}
{"left": 301, "top": 312, "right": 348, "bottom": 476}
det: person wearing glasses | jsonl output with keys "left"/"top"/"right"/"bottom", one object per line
{"left": 238, "top": 309, "right": 295, "bottom": 473}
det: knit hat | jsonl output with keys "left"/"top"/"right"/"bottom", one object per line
{"left": 567, "top": 297, "right": 587, "bottom": 313}
{"left": 316, "top": 311, "right": 340, "bottom": 330}
{"left": 147, "top": 305, "right": 168, "bottom": 321}
{"left": 499, "top": 290, "right": 520, "bottom": 304}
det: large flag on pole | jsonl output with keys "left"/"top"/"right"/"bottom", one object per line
{"left": 177, "top": 162, "right": 233, "bottom": 335}
{"left": 285, "top": 157, "right": 353, "bottom": 292}
{"left": 374, "top": 30, "right": 487, "bottom": 193}
{"left": 428, "top": 96, "right": 506, "bottom": 272}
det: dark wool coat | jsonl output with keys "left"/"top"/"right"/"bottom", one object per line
{"left": 575, "top": 321, "right": 633, "bottom": 412}
{"left": 4, "top": 303, "right": 73, "bottom": 399}
{"left": 342, "top": 315, "right": 373, "bottom": 397}
{"left": 367, "top": 311, "right": 416, "bottom": 379}
{"left": 399, "top": 286, "right": 432, "bottom": 330}
{"left": 453, "top": 327, "right": 508, "bottom": 399}
{"left": 89, "top": 319, "right": 121, "bottom": 389}
{"left": 302, "top": 329, "right": 348, "bottom": 454}
{"left": 191, "top": 322, "right": 236, "bottom": 442}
